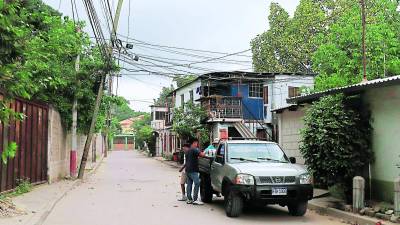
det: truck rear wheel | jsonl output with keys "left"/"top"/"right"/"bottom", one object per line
{"left": 288, "top": 201, "right": 308, "bottom": 216}
{"left": 225, "top": 191, "right": 243, "bottom": 217}
{"left": 200, "top": 175, "right": 213, "bottom": 203}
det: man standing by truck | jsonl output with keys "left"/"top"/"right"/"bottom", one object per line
{"left": 185, "top": 138, "right": 205, "bottom": 205}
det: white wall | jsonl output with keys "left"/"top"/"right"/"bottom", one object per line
{"left": 150, "top": 106, "right": 168, "bottom": 130}
{"left": 264, "top": 75, "right": 314, "bottom": 123}
{"left": 175, "top": 79, "right": 202, "bottom": 108}
{"left": 277, "top": 107, "right": 307, "bottom": 164}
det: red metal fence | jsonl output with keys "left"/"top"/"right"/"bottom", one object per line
{"left": 0, "top": 96, "right": 48, "bottom": 192}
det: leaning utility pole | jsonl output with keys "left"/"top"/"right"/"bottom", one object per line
{"left": 78, "top": 74, "right": 106, "bottom": 179}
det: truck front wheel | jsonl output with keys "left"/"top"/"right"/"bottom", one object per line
{"left": 225, "top": 191, "right": 243, "bottom": 217}
{"left": 200, "top": 175, "right": 213, "bottom": 203}
{"left": 288, "top": 201, "right": 308, "bottom": 216}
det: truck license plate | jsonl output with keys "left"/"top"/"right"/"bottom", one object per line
{"left": 272, "top": 187, "right": 287, "bottom": 196}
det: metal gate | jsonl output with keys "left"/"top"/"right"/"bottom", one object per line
{"left": 0, "top": 96, "right": 48, "bottom": 192}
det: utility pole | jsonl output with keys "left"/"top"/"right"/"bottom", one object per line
{"left": 361, "top": 0, "right": 368, "bottom": 82}
{"left": 78, "top": 74, "right": 106, "bottom": 179}
{"left": 71, "top": 53, "right": 79, "bottom": 178}
{"left": 105, "top": 0, "right": 124, "bottom": 157}
{"left": 71, "top": 25, "right": 81, "bottom": 178}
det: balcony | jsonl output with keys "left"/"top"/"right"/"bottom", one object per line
{"left": 200, "top": 95, "right": 243, "bottom": 119}
{"left": 151, "top": 120, "right": 165, "bottom": 130}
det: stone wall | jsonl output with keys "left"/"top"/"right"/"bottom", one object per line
{"left": 47, "top": 107, "right": 105, "bottom": 183}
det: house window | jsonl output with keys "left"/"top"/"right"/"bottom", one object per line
{"left": 189, "top": 90, "right": 194, "bottom": 103}
{"left": 180, "top": 94, "right": 184, "bottom": 108}
{"left": 249, "top": 83, "right": 263, "bottom": 98}
{"left": 288, "top": 86, "right": 301, "bottom": 98}
{"left": 263, "top": 86, "right": 269, "bottom": 104}
{"left": 155, "top": 111, "right": 166, "bottom": 120}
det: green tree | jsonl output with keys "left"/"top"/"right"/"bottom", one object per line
{"left": 114, "top": 100, "right": 146, "bottom": 122}
{"left": 300, "top": 95, "right": 372, "bottom": 196}
{"left": 173, "top": 75, "right": 196, "bottom": 88}
{"left": 313, "top": 0, "right": 400, "bottom": 91}
{"left": 0, "top": 0, "right": 118, "bottom": 133}
{"left": 172, "top": 102, "right": 209, "bottom": 146}
{"left": 251, "top": 0, "right": 327, "bottom": 73}
{"left": 132, "top": 113, "right": 152, "bottom": 148}
{"left": 154, "top": 86, "right": 174, "bottom": 106}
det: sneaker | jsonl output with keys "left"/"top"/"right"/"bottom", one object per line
{"left": 192, "top": 200, "right": 204, "bottom": 205}
{"left": 178, "top": 196, "right": 187, "bottom": 201}
{"left": 186, "top": 200, "right": 193, "bottom": 204}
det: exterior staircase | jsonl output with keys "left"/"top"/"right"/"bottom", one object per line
{"left": 234, "top": 122, "right": 257, "bottom": 139}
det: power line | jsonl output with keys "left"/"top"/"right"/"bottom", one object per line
{"left": 117, "top": 33, "right": 253, "bottom": 58}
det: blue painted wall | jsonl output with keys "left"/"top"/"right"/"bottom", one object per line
{"left": 231, "top": 84, "right": 264, "bottom": 120}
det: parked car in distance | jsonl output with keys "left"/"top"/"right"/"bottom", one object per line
{"left": 199, "top": 139, "right": 313, "bottom": 217}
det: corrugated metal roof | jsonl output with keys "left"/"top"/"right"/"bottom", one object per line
{"left": 287, "top": 75, "right": 400, "bottom": 104}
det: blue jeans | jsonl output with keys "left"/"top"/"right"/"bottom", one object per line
{"left": 186, "top": 172, "right": 200, "bottom": 201}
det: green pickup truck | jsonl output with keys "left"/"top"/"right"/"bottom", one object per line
{"left": 199, "top": 139, "right": 313, "bottom": 217}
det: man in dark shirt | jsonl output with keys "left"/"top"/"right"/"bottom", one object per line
{"left": 185, "top": 138, "right": 205, "bottom": 205}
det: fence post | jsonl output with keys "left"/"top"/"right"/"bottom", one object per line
{"left": 395, "top": 177, "right": 400, "bottom": 216}
{"left": 353, "top": 176, "right": 365, "bottom": 213}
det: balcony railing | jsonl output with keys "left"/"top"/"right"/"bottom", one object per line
{"left": 200, "top": 95, "right": 243, "bottom": 119}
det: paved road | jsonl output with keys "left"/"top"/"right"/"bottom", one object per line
{"left": 43, "top": 151, "right": 344, "bottom": 225}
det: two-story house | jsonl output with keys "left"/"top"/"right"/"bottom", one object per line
{"left": 150, "top": 105, "right": 178, "bottom": 157}
{"left": 150, "top": 71, "right": 315, "bottom": 158}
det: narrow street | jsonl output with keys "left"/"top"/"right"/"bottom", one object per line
{"left": 43, "top": 151, "right": 344, "bottom": 225}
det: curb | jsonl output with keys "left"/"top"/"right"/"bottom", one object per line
{"left": 33, "top": 155, "right": 106, "bottom": 225}
{"left": 308, "top": 202, "right": 396, "bottom": 225}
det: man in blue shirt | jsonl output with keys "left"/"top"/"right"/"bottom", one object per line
{"left": 185, "top": 138, "right": 205, "bottom": 205}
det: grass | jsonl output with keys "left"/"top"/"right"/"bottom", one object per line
{"left": 0, "top": 179, "right": 33, "bottom": 200}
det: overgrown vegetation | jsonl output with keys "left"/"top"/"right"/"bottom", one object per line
{"left": 300, "top": 95, "right": 373, "bottom": 198}
{"left": 0, "top": 179, "right": 32, "bottom": 200}
{"left": 172, "top": 102, "right": 209, "bottom": 146}
{"left": 1, "top": 142, "right": 17, "bottom": 164}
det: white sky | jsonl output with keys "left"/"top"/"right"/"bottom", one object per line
{"left": 45, "top": 0, "right": 299, "bottom": 112}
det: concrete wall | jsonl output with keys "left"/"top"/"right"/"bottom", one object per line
{"left": 277, "top": 107, "right": 307, "bottom": 164}
{"left": 47, "top": 107, "right": 105, "bottom": 183}
{"left": 364, "top": 85, "right": 400, "bottom": 202}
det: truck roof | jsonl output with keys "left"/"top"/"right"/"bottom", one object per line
{"left": 222, "top": 140, "right": 278, "bottom": 144}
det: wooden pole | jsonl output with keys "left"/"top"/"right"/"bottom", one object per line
{"left": 361, "top": 0, "right": 367, "bottom": 82}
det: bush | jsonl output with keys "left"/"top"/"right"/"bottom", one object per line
{"left": 300, "top": 94, "right": 372, "bottom": 190}
{"left": 328, "top": 183, "right": 347, "bottom": 200}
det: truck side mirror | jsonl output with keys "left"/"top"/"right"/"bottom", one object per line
{"left": 289, "top": 157, "right": 296, "bottom": 164}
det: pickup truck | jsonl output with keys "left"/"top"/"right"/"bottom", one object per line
{"left": 199, "top": 139, "right": 313, "bottom": 217}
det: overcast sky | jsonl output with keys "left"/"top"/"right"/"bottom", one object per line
{"left": 45, "top": 0, "right": 299, "bottom": 112}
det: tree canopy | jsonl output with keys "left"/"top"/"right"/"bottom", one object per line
{"left": 251, "top": 0, "right": 400, "bottom": 90}
{"left": 0, "top": 0, "right": 119, "bottom": 133}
